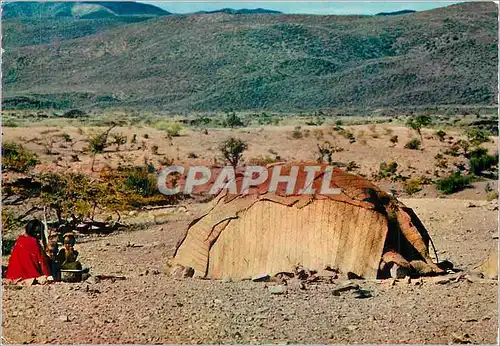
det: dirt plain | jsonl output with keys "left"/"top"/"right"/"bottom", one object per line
{"left": 1, "top": 119, "right": 499, "bottom": 344}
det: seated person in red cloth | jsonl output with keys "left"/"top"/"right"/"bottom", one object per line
{"left": 5, "top": 219, "right": 53, "bottom": 282}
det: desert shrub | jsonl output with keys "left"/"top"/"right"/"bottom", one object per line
{"left": 111, "top": 133, "right": 127, "bottom": 151}
{"left": 389, "top": 135, "right": 398, "bottom": 145}
{"left": 335, "top": 120, "right": 343, "bottom": 126}
{"left": 248, "top": 156, "right": 280, "bottom": 166}
{"left": 435, "top": 172, "right": 472, "bottom": 194}
{"left": 404, "top": 178, "right": 422, "bottom": 195}
{"left": 378, "top": 161, "right": 398, "bottom": 178}
{"left": 219, "top": 137, "right": 248, "bottom": 167}
{"left": 61, "top": 109, "right": 87, "bottom": 118}
{"left": 159, "top": 156, "right": 174, "bottom": 166}
{"left": 456, "top": 139, "right": 470, "bottom": 155}
{"left": 444, "top": 145, "right": 460, "bottom": 157}
{"left": 151, "top": 145, "right": 159, "bottom": 155}
{"left": 317, "top": 141, "right": 344, "bottom": 164}
{"left": 333, "top": 126, "right": 355, "bottom": 143}
{"left": 369, "top": 124, "right": 377, "bottom": 133}
{"left": 406, "top": 115, "right": 432, "bottom": 140}
{"left": 88, "top": 125, "right": 115, "bottom": 171}
{"left": 404, "top": 138, "right": 421, "bottom": 150}
{"left": 435, "top": 130, "right": 447, "bottom": 142}
{"left": 313, "top": 129, "right": 324, "bottom": 140}
{"left": 384, "top": 128, "right": 394, "bottom": 136}
{"left": 434, "top": 153, "right": 448, "bottom": 168}
{"left": 303, "top": 129, "right": 311, "bottom": 138}
{"left": 292, "top": 126, "right": 303, "bottom": 139}
{"left": 487, "top": 191, "right": 498, "bottom": 202}
{"left": 124, "top": 166, "right": 158, "bottom": 197}
{"left": 466, "top": 128, "right": 490, "bottom": 146}
{"left": 143, "top": 134, "right": 149, "bottom": 139}
{"left": 153, "top": 122, "right": 183, "bottom": 137}
{"left": 346, "top": 161, "right": 360, "bottom": 171}
{"left": 2, "top": 141, "right": 39, "bottom": 172}
{"left": 357, "top": 130, "right": 365, "bottom": 138}
{"left": 223, "top": 112, "right": 244, "bottom": 128}
{"left": 187, "top": 152, "right": 198, "bottom": 159}
{"left": 131, "top": 134, "right": 137, "bottom": 144}
{"left": 59, "top": 133, "right": 72, "bottom": 142}
{"left": 468, "top": 148, "right": 498, "bottom": 175}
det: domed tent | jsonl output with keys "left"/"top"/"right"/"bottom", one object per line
{"left": 168, "top": 163, "right": 443, "bottom": 279}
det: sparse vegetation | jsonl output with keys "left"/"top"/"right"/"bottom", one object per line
{"left": 317, "top": 141, "right": 344, "bottom": 164}
{"left": 404, "top": 138, "right": 421, "bottom": 150}
{"left": 435, "top": 172, "right": 472, "bottom": 194}
{"left": 406, "top": 115, "right": 431, "bottom": 141}
{"left": 468, "top": 148, "right": 498, "bottom": 176}
{"left": 292, "top": 126, "right": 303, "bottom": 139}
{"left": 435, "top": 130, "right": 447, "bottom": 141}
{"left": 219, "top": 137, "right": 248, "bottom": 167}
{"left": 2, "top": 141, "right": 39, "bottom": 172}
{"left": 111, "top": 132, "right": 127, "bottom": 151}
{"left": 390, "top": 135, "right": 398, "bottom": 145}
{"left": 404, "top": 178, "right": 422, "bottom": 195}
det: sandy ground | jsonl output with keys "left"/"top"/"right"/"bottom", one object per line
{"left": 2, "top": 198, "right": 498, "bottom": 344}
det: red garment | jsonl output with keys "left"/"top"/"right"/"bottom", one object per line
{"left": 6, "top": 234, "right": 51, "bottom": 280}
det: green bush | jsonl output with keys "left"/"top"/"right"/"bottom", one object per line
{"left": 487, "top": 191, "right": 498, "bottom": 202}
{"left": 124, "top": 167, "right": 158, "bottom": 197}
{"left": 404, "top": 178, "right": 422, "bottom": 195}
{"left": 2, "top": 141, "right": 39, "bottom": 172}
{"left": 153, "top": 122, "right": 183, "bottom": 137}
{"left": 219, "top": 137, "right": 248, "bottom": 167}
{"left": 435, "top": 130, "right": 446, "bottom": 141}
{"left": 404, "top": 138, "right": 421, "bottom": 150}
{"left": 223, "top": 112, "right": 244, "bottom": 128}
{"left": 436, "top": 173, "right": 472, "bottom": 194}
{"left": 468, "top": 148, "right": 498, "bottom": 175}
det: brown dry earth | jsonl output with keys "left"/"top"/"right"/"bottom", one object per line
{"left": 2, "top": 198, "right": 498, "bottom": 344}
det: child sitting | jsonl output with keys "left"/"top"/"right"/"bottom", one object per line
{"left": 57, "top": 233, "right": 83, "bottom": 282}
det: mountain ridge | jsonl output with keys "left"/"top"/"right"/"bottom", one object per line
{"left": 3, "top": 2, "right": 497, "bottom": 111}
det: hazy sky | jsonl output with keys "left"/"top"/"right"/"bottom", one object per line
{"left": 142, "top": 1, "right": 463, "bottom": 15}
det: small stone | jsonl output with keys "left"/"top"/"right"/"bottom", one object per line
{"left": 347, "top": 272, "right": 363, "bottom": 280}
{"left": 352, "top": 289, "right": 372, "bottom": 299}
{"left": 268, "top": 285, "right": 287, "bottom": 295}
{"left": 435, "top": 278, "right": 451, "bottom": 285}
{"left": 128, "top": 211, "right": 138, "bottom": 216}
{"left": 252, "top": 274, "right": 271, "bottom": 282}
{"left": 287, "top": 278, "right": 306, "bottom": 290}
{"left": 332, "top": 281, "right": 360, "bottom": 295}
{"left": 346, "top": 325, "right": 358, "bottom": 331}
{"left": 466, "top": 202, "right": 477, "bottom": 208}
{"left": 85, "top": 276, "right": 100, "bottom": 285}
{"left": 58, "top": 315, "right": 70, "bottom": 323}
{"left": 221, "top": 275, "right": 232, "bottom": 283}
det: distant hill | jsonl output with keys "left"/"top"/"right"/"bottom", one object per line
{"left": 2, "top": 1, "right": 169, "bottom": 19}
{"left": 197, "top": 8, "right": 282, "bottom": 15}
{"left": 3, "top": 2, "right": 498, "bottom": 111}
{"left": 376, "top": 9, "right": 416, "bottom": 16}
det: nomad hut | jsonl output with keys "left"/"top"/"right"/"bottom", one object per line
{"left": 168, "top": 162, "right": 444, "bottom": 280}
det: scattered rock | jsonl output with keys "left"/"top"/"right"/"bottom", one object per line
{"left": 252, "top": 274, "right": 271, "bottom": 282}
{"left": 466, "top": 202, "right": 477, "bottom": 208}
{"left": 352, "top": 289, "right": 372, "bottom": 299}
{"left": 221, "top": 276, "right": 232, "bottom": 283}
{"left": 347, "top": 272, "right": 363, "bottom": 280}
{"left": 332, "top": 281, "right": 360, "bottom": 296}
{"left": 58, "top": 315, "right": 70, "bottom": 323}
{"left": 286, "top": 278, "right": 306, "bottom": 291}
{"left": 452, "top": 333, "right": 472, "bottom": 344}
{"left": 85, "top": 276, "right": 101, "bottom": 285}
{"left": 268, "top": 285, "right": 287, "bottom": 295}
